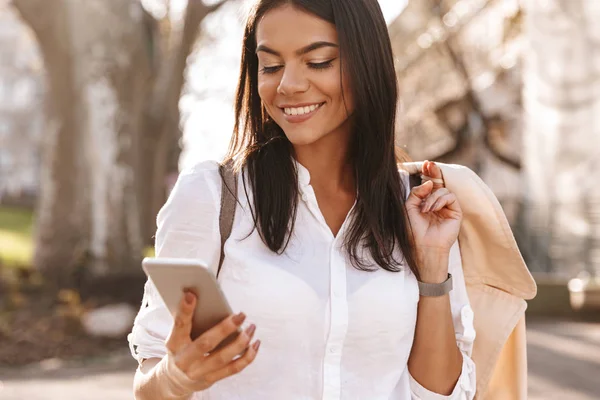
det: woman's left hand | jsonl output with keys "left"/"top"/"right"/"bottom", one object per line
{"left": 405, "top": 161, "right": 462, "bottom": 277}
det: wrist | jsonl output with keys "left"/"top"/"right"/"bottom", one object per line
{"left": 418, "top": 271, "right": 449, "bottom": 284}
{"left": 155, "top": 353, "right": 194, "bottom": 399}
{"left": 416, "top": 248, "right": 450, "bottom": 284}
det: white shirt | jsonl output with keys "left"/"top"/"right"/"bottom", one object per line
{"left": 128, "top": 160, "right": 476, "bottom": 400}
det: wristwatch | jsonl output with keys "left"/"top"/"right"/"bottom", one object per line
{"left": 418, "top": 273, "right": 453, "bottom": 297}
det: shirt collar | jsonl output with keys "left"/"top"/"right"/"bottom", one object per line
{"left": 294, "top": 158, "right": 311, "bottom": 190}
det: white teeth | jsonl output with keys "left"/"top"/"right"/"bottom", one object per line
{"left": 283, "top": 103, "right": 322, "bottom": 116}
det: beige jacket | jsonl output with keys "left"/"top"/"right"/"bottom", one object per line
{"left": 403, "top": 162, "right": 537, "bottom": 400}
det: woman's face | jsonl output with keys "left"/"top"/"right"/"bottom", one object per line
{"left": 255, "top": 5, "right": 354, "bottom": 147}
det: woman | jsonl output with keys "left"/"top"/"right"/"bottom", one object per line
{"left": 130, "top": 0, "right": 476, "bottom": 398}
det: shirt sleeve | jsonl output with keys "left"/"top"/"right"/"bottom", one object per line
{"left": 408, "top": 240, "right": 477, "bottom": 399}
{"left": 127, "top": 160, "right": 222, "bottom": 363}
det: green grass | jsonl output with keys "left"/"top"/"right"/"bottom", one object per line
{"left": 0, "top": 206, "right": 35, "bottom": 268}
{"left": 0, "top": 206, "right": 155, "bottom": 269}
{"left": 144, "top": 247, "right": 155, "bottom": 257}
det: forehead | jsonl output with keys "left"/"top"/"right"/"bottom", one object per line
{"left": 256, "top": 5, "right": 338, "bottom": 50}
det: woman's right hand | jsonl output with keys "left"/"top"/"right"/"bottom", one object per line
{"left": 162, "top": 291, "right": 260, "bottom": 394}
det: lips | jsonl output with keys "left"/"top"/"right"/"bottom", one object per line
{"left": 280, "top": 102, "right": 325, "bottom": 124}
{"left": 281, "top": 102, "right": 324, "bottom": 116}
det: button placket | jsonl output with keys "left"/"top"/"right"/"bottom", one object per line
{"left": 300, "top": 186, "right": 335, "bottom": 239}
{"left": 321, "top": 242, "right": 348, "bottom": 400}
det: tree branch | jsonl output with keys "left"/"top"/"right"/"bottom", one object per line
{"left": 12, "top": 0, "right": 59, "bottom": 45}
{"left": 433, "top": 0, "right": 522, "bottom": 170}
{"left": 483, "top": 118, "right": 522, "bottom": 169}
{"left": 207, "top": 0, "right": 228, "bottom": 13}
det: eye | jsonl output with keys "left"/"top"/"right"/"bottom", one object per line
{"left": 261, "top": 65, "right": 283, "bottom": 74}
{"left": 308, "top": 59, "right": 335, "bottom": 70}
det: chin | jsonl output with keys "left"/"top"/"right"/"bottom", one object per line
{"left": 282, "top": 129, "right": 325, "bottom": 146}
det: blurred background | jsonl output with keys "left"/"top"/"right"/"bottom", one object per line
{"left": 0, "top": 0, "right": 599, "bottom": 398}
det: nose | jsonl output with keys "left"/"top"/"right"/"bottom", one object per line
{"left": 277, "top": 65, "right": 309, "bottom": 96}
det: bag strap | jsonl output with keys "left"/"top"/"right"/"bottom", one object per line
{"left": 217, "top": 160, "right": 238, "bottom": 278}
{"left": 409, "top": 173, "right": 420, "bottom": 190}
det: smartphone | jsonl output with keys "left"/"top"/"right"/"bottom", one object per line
{"left": 141, "top": 257, "right": 241, "bottom": 352}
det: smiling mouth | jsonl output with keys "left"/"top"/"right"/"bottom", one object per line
{"left": 281, "top": 102, "right": 325, "bottom": 116}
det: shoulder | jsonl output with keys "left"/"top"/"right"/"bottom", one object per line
{"left": 154, "top": 160, "right": 224, "bottom": 261}
{"left": 170, "top": 160, "right": 221, "bottom": 202}
{"left": 178, "top": 159, "right": 221, "bottom": 185}
{"left": 156, "top": 160, "right": 222, "bottom": 227}
{"left": 396, "top": 164, "right": 411, "bottom": 180}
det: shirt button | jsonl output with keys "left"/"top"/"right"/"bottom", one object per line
{"left": 329, "top": 346, "right": 339, "bottom": 354}
{"left": 461, "top": 305, "right": 474, "bottom": 320}
{"left": 301, "top": 193, "right": 308, "bottom": 202}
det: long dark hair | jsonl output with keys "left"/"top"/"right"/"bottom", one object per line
{"left": 225, "top": 0, "right": 419, "bottom": 278}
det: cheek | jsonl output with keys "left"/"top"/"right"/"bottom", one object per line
{"left": 258, "top": 78, "right": 281, "bottom": 115}
{"left": 258, "top": 74, "right": 280, "bottom": 99}
{"left": 320, "top": 78, "right": 353, "bottom": 117}
{"left": 257, "top": 79, "right": 270, "bottom": 101}
{"left": 319, "top": 69, "right": 353, "bottom": 112}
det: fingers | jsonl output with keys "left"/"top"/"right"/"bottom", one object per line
{"left": 190, "top": 323, "right": 257, "bottom": 379}
{"left": 421, "top": 188, "right": 449, "bottom": 213}
{"left": 406, "top": 180, "right": 434, "bottom": 208}
{"left": 200, "top": 339, "right": 261, "bottom": 385}
{"left": 430, "top": 193, "right": 462, "bottom": 216}
{"left": 177, "top": 312, "right": 246, "bottom": 368}
{"left": 166, "top": 291, "right": 196, "bottom": 356}
{"left": 423, "top": 160, "right": 445, "bottom": 190}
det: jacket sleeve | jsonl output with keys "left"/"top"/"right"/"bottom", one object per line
{"left": 408, "top": 240, "right": 477, "bottom": 400}
{"left": 127, "top": 160, "right": 222, "bottom": 363}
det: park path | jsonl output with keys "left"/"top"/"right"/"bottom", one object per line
{"left": 1, "top": 318, "right": 599, "bottom": 399}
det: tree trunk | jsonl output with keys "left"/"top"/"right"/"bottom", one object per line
{"left": 14, "top": 0, "right": 228, "bottom": 288}
{"left": 138, "top": 0, "right": 228, "bottom": 245}
{"left": 14, "top": 0, "right": 152, "bottom": 286}
{"left": 522, "top": 0, "right": 600, "bottom": 278}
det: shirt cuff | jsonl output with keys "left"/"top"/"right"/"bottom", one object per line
{"left": 408, "top": 352, "right": 476, "bottom": 400}
{"left": 128, "top": 328, "right": 169, "bottom": 364}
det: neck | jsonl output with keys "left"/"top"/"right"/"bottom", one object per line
{"left": 293, "top": 130, "right": 355, "bottom": 194}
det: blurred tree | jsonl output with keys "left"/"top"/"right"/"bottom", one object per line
{"left": 434, "top": 0, "right": 521, "bottom": 170}
{"left": 392, "top": 0, "right": 523, "bottom": 170}
{"left": 12, "top": 0, "right": 226, "bottom": 288}
{"left": 390, "top": 0, "right": 525, "bottom": 226}
{"left": 521, "top": 0, "right": 600, "bottom": 278}
{"left": 0, "top": 6, "right": 44, "bottom": 207}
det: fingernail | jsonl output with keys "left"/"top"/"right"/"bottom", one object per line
{"left": 185, "top": 292, "right": 194, "bottom": 304}
{"left": 253, "top": 340, "right": 261, "bottom": 351}
{"left": 246, "top": 324, "right": 256, "bottom": 336}
{"left": 233, "top": 312, "right": 246, "bottom": 325}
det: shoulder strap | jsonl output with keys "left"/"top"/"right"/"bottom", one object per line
{"left": 409, "top": 173, "right": 421, "bottom": 190}
{"left": 217, "top": 160, "right": 238, "bottom": 278}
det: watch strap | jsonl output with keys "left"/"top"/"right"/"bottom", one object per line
{"left": 418, "top": 273, "right": 453, "bottom": 297}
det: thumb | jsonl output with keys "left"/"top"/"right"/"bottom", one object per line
{"left": 166, "top": 291, "right": 196, "bottom": 357}
{"left": 406, "top": 180, "right": 433, "bottom": 207}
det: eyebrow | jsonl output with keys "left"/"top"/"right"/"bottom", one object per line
{"left": 256, "top": 41, "right": 338, "bottom": 57}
